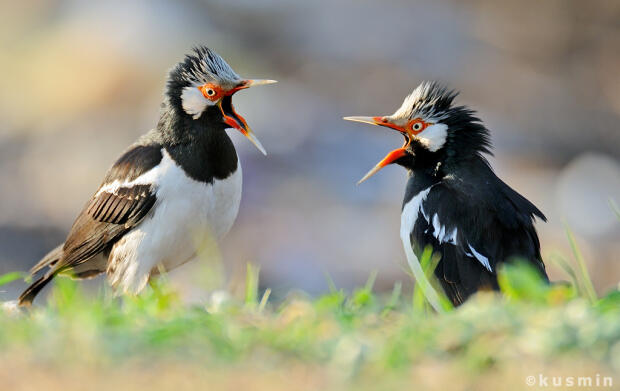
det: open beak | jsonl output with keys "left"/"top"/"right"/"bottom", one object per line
{"left": 356, "top": 147, "right": 407, "bottom": 184}
{"left": 343, "top": 115, "right": 410, "bottom": 184}
{"left": 219, "top": 79, "right": 277, "bottom": 156}
{"left": 219, "top": 96, "right": 267, "bottom": 155}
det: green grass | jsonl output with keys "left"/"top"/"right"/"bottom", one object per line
{"left": 0, "top": 237, "right": 619, "bottom": 390}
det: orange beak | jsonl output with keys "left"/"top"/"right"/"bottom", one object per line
{"left": 218, "top": 97, "right": 267, "bottom": 155}
{"left": 218, "top": 79, "right": 277, "bottom": 155}
{"left": 343, "top": 116, "right": 410, "bottom": 184}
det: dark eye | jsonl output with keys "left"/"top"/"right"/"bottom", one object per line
{"left": 206, "top": 88, "right": 216, "bottom": 96}
{"left": 412, "top": 122, "right": 423, "bottom": 131}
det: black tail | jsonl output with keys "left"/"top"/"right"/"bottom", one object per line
{"left": 18, "top": 273, "right": 56, "bottom": 307}
{"left": 436, "top": 245, "right": 500, "bottom": 306}
{"left": 438, "top": 273, "right": 498, "bottom": 307}
{"left": 18, "top": 244, "right": 65, "bottom": 307}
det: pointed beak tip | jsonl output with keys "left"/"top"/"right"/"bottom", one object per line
{"left": 253, "top": 141, "right": 267, "bottom": 156}
{"left": 357, "top": 176, "right": 371, "bottom": 185}
{"left": 246, "top": 132, "right": 267, "bottom": 156}
{"left": 356, "top": 168, "right": 378, "bottom": 185}
{"left": 246, "top": 79, "right": 278, "bottom": 87}
{"left": 342, "top": 116, "right": 379, "bottom": 125}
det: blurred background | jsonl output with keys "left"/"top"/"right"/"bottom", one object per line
{"left": 0, "top": 0, "right": 618, "bottom": 302}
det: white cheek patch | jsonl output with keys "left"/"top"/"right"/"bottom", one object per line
{"left": 181, "top": 86, "right": 216, "bottom": 119}
{"left": 417, "top": 123, "right": 448, "bottom": 152}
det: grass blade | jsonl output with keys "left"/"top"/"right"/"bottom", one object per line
{"left": 610, "top": 198, "right": 620, "bottom": 222}
{"left": 382, "top": 281, "right": 402, "bottom": 315}
{"left": 413, "top": 247, "right": 453, "bottom": 312}
{"left": 0, "top": 272, "right": 25, "bottom": 287}
{"left": 245, "top": 263, "right": 260, "bottom": 308}
{"left": 365, "top": 271, "right": 377, "bottom": 291}
{"left": 258, "top": 288, "right": 271, "bottom": 312}
{"left": 402, "top": 241, "right": 445, "bottom": 313}
{"left": 565, "top": 225, "right": 597, "bottom": 303}
{"left": 323, "top": 271, "right": 338, "bottom": 293}
{"left": 548, "top": 253, "right": 582, "bottom": 295}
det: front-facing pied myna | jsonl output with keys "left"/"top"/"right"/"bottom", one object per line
{"left": 344, "top": 81, "right": 547, "bottom": 307}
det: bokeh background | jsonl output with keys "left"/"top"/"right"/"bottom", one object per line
{"left": 1, "top": 0, "right": 619, "bottom": 302}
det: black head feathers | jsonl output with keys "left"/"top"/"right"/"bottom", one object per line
{"left": 166, "top": 47, "right": 241, "bottom": 101}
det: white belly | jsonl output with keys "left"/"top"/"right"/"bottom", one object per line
{"left": 107, "top": 149, "right": 242, "bottom": 294}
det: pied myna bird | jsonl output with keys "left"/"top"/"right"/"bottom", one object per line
{"left": 344, "top": 81, "right": 548, "bottom": 307}
{"left": 18, "top": 46, "right": 275, "bottom": 306}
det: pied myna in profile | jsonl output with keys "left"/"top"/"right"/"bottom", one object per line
{"left": 344, "top": 81, "right": 548, "bottom": 306}
{"left": 18, "top": 46, "right": 276, "bottom": 306}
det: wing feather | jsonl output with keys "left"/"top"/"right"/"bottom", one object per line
{"left": 409, "top": 173, "right": 547, "bottom": 306}
{"left": 51, "top": 144, "right": 163, "bottom": 272}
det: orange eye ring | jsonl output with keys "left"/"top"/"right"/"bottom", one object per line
{"left": 198, "top": 83, "right": 224, "bottom": 101}
{"left": 408, "top": 119, "right": 430, "bottom": 134}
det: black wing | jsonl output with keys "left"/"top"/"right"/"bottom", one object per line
{"left": 410, "top": 165, "right": 547, "bottom": 305}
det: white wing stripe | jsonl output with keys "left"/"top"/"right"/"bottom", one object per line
{"left": 447, "top": 228, "right": 458, "bottom": 244}
{"left": 95, "top": 149, "right": 171, "bottom": 197}
{"left": 420, "top": 204, "right": 429, "bottom": 221}
{"left": 403, "top": 188, "right": 460, "bottom": 246}
{"left": 400, "top": 186, "right": 434, "bottom": 240}
{"left": 432, "top": 214, "right": 441, "bottom": 237}
{"left": 429, "top": 213, "right": 458, "bottom": 245}
{"left": 467, "top": 244, "right": 492, "bottom": 272}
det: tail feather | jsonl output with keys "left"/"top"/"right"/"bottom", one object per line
{"left": 18, "top": 273, "right": 56, "bottom": 307}
{"left": 18, "top": 244, "right": 64, "bottom": 307}
{"left": 436, "top": 245, "right": 500, "bottom": 306}
{"left": 439, "top": 280, "right": 465, "bottom": 306}
{"left": 30, "top": 244, "right": 64, "bottom": 275}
